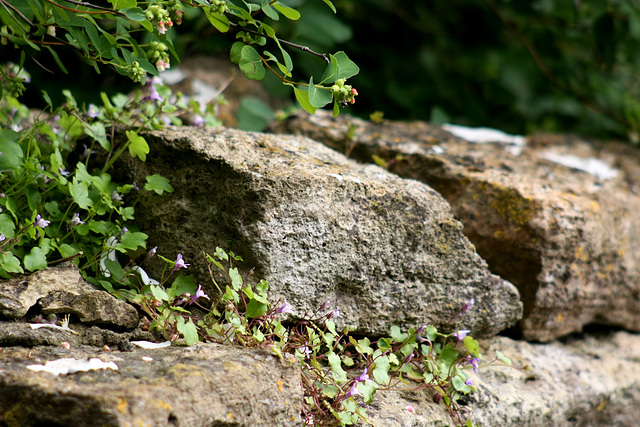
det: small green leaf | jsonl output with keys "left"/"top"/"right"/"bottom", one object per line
{"left": 358, "top": 381, "right": 378, "bottom": 404}
{"left": 463, "top": 336, "right": 480, "bottom": 358}
{"left": 150, "top": 284, "right": 169, "bottom": 302}
{"left": 126, "top": 130, "right": 149, "bottom": 162}
{"left": 308, "top": 77, "right": 333, "bottom": 108}
{"left": 229, "top": 267, "right": 243, "bottom": 290}
{"left": 167, "top": 275, "right": 197, "bottom": 300}
{"left": 239, "top": 45, "right": 265, "bottom": 80}
{"left": 117, "top": 231, "right": 148, "bottom": 251}
{"left": 390, "top": 325, "right": 407, "bottom": 342}
{"left": 204, "top": 7, "right": 230, "bottom": 32}
{"left": 377, "top": 337, "right": 393, "bottom": 352}
{"left": 145, "top": 174, "right": 174, "bottom": 195}
{"left": 123, "top": 7, "right": 145, "bottom": 21}
{"left": 452, "top": 374, "right": 472, "bottom": 393}
{"left": 273, "top": 2, "right": 300, "bottom": 20}
{"left": 230, "top": 42, "right": 244, "bottom": 64}
{"left": 0, "top": 252, "right": 23, "bottom": 274}
{"left": 438, "top": 343, "right": 459, "bottom": 367}
{"left": 176, "top": 316, "right": 199, "bottom": 346}
{"left": 496, "top": 350, "right": 512, "bottom": 366}
{"left": 70, "top": 178, "right": 93, "bottom": 209}
{"left": 260, "top": 0, "right": 279, "bottom": 20}
{"left": 372, "top": 355, "right": 390, "bottom": 385}
{"left": 104, "top": 258, "right": 126, "bottom": 281}
{"left": 245, "top": 299, "right": 268, "bottom": 318}
{"left": 0, "top": 130, "right": 23, "bottom": 169}
{"left": 0, "top": 214, "right": 16, "bottom": 239}
{"left": 322, "top": 0, "right": 337, "bottom": 13}
{"left": 328, "top": 352, "right": 347, "bottom": 384}
{"left": 334, "top": 51, "right": 359, "bottom": 80}
{"left": 24, "top": 246, "right": 47, "bottom": 271}
{"left": 293, "top": 87, "right": 317, "bottom": 114}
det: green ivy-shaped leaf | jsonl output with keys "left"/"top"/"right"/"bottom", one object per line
{"left": 24, "top": 247, "right": 48, "bottom": 272}
{"left": 145, "top": 174, "right": 174, "bottom": 195}
{"left": 126, "top": 130, "right": 149, "bottom": 162}
{"left": 176, "top": 316, "right": 199, "bottom": 346}
{"left": 0, "top": 252, "right": 23, "bottom": 275}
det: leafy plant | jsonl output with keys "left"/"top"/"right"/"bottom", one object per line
{"left": 111, "top": 246, "right": 516, "bottom": 426}
{"left": 0, "top": 65, "right": 219, "bottom": 280}
{"left": 0, "top": 0, "right": 359, "bottom": 116}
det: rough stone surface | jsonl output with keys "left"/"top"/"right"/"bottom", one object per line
{"left": 367, "top": 331, "right": 640, "bottom": 426}
{"left": 0, "top": 343, "right": 302, "bottom": 427}
{"left": 118, "top": 125, "right": 522, "bottom": 338}
{"left": 272, "top": 111, "right": 640, "bottom": 341}
{"left": 0, "top": 263, "right": 139, "bottom": 329}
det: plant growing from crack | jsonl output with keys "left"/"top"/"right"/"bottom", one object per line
{"left": 112, "top": 246, "right": 514, "bottom": 426}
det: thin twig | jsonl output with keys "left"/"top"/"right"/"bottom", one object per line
{"left": 0, "top": 0, "right": 34, "bottom": 32}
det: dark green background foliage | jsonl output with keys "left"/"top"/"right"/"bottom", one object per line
{"left": 10, "top": 0, "right": 640, "bottom": 140}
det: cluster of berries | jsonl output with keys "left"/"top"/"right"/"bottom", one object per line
{"left": 147, "top": 41, "right": 171, "bottom": 72}
{"left": 145, "top": 4, "right": 173, "bottom": 35}
{"left": 330, "top": 78, "right": 358, "bottom": 106}
{"left": 210, "top": 0, "right": 229, "bottom": 15}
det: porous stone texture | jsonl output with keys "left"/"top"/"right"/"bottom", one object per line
{"left": 0, "top": 263, "right": 139, "bottom": 329}
{"left": 272, "top": 111, "right": 640, "bottom": 341}
{"left": 118, "top": 126, "right": 522, "bottom": 338}
{"left": 367, "top": 330, "right": 640, "bottom": 426}
{"left": 0, "top": 343, "right": 302, "bottom": 427}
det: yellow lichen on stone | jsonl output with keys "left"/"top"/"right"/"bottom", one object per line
{"left": 117, "top": 398, "right": 128, "bottom": 414}
{"left": 487, "top": 185, "right": 536, "bottom": 226}
{"left": 277, "top": 379, "right": 284, "bottom": 392}
{"left": 156, "top": 399, "right": 172, "bottom": 410}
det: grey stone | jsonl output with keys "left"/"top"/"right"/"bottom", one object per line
{"left": 272, "top": 111, "right": 640, "bottom": 341}
{"left": 0, "top": 263, "right": 139, "bottom": 329}
{"left": 120, "top": 126, "right": 522, "bottom": 338}
{"left": 0, "top": 343, "right": 302, "bottom": 427}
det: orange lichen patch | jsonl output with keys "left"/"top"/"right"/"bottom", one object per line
{"left": 277, "top": 379, "right": 284, "bottom": 392}
{"left": 557, "top": 313, "right": 563, "bottom": 323}
{"left": 117, "top": 398, "right": 128, "bottom": 414}
{"left": 590, "top": 200, "right": 600, "bottom": 212}
{"left": 228, "top": 412, "right": 233, "bottom": 420}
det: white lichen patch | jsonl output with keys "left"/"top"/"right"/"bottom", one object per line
{"left": 27, "top": 358, "right": 118, "bottom": 376}
{"left": 443, "top": 124, "right": 526, "bottom": 155}
{"left": 131, "top": 340, "right": 172, "bottom": 349}
{"left": 539, "top": 151, "right": 619, "bottom": 180}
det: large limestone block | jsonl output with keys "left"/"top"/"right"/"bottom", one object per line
{"left": 0, "top": 343, "right": 301, "bottom": 426}
{"left": 272, "top": 111, "right": 640, "bottom": 341}
{"left": 120, "top": 126, "right": 521, "bottom": 338}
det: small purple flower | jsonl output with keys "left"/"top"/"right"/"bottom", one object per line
{"left": 0, "top": 234, "right": 5, "bottom": 242}
{"left": 58, "top": 167, "right": 70, "bottom": 177}
{"left": 34, "top": 214, "right": 50, "bottom": 229}
{"left": 119, "top": 227, "right": 128, "bottom": 236}
{"left": 355, "top": 368, "right": 370, "bottom": 384}
{"left": 466, "top": 357, "right": 480, "bottom": 374}
{"left": 149, "top": 84, "right": 164, "bottom": 102}
{"left": 465, "top": 377, "right": 473, "bottom": 386}
{"left": 111, "top": 191, "right": 123, "bottom": 202}
{"left": 171, "top": 253, "right": 190, "bottom": 273}
{"left": 86, "top": 104, "right": 100, "bottom": 118}
{"left": 319, "top": 299, "right": 330, "bottom": 311}
{"left": 192, "top": 114, "right": 205, "bottom": 127}
{"left": 297, "top": 346, "right": 312, "bottom": 358}
{"left": 70, "top": 213, "right": 84, "bottom": 227}
{"left": 188, "top": 284, "right": 210, "bottom": 305}
{"left": 404, "top": 353, "right": 414, "bottom": 364}
{"left": 276, "top": 300, "right": 294, "bottom": 314}
{"left": 453, "top": 329, "right": 470, "bottom": 341}
{"left": 416, "top": 324, "right": 426, "bottom": 335}
{"left": 460, "top": 298, "right": 475, "bottom": 316}
{"left": 148, "top": 246, "right": 158, "bottom": 258}
{"left": 345, "top": 381, "right": 363, "bottom": 398}
{"left": 329, "top": 307, "right": 342, "bottom": 318}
